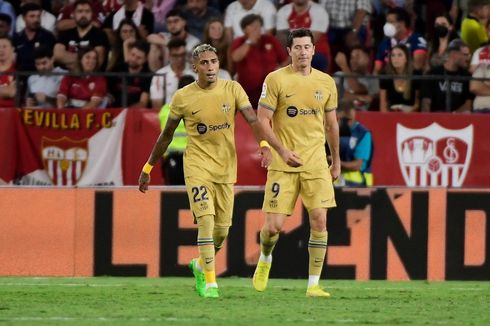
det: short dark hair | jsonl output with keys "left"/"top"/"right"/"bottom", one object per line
{"left": 0, "top": 13, "right": 12, "bottom": 25}
{"left": 387, "top": 7, "right": 411, "bottom": 28}
{"left": 129, "top": 40, "right": 149, "bottom": 55}
{"left": 21, "top": 3, "right": 42, "bottom": 16}
{"left": 240, "top": 14, "right": 263, "bottom": 31}
{"left": 74, "top": 0, "right": 93, "bottom": 10}
{"left": 287, "top": 28, "right": 314, "bottom": 48}
{"left": 350, "top": 45, "right": 370, "bottom": 56}
{"left": 166, "top": 9, "right": 186, "bottom": 20}
{"left": 447, "top": 39, "right": 469, "bottom": 53}
{"left": 33, "top": 45, "right": 53, "bottom": 60}
{"left": 0, "top": 35, "right": 13, "bottom": 46}
{"left": 167, "top": 37, "right": 186, "bottom": 50}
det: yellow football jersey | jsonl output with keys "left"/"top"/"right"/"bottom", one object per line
{"left": 169, "top": 79, "right": 251, "bottom": 183}
{"left": 259, "top": 65, "right": 338, "bottom": 172}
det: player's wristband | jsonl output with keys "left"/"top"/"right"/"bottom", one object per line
{"left": 142, "top": 162, "right": 153, "bottom": 174}
{"left": 259, "top": 140, "right": 271, "bottom": 148}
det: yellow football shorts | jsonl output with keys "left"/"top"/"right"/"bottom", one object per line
{"left": 262, "top": 168, "right": 336, "bottom": 215}
{"left": 185, "top": 177, "right": 234, "bottom": 227}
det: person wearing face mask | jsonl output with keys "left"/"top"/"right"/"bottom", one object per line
{"left": 429, "top": 14, "right": 459, "bottom": 69}
{"left": 374, "top": 6, "right": 427, "bottom": 74}
{"left": 334, "top": 104, "right": 373, "bottom": 187}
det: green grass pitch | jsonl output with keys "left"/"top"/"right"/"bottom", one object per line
{"left": 0, "top": 277, "right": 489, "bottom": 325}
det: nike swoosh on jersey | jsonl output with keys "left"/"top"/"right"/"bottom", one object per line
{"left": 191, "top": 110, "right": 201, "bottom": 115}
{"left": 285, "top": 94, "right": 294, "bottom": 98}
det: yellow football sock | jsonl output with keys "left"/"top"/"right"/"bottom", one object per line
{"left": 308, "top": 230, "right": 328, "bottom": 277}
{"left": 260, "top": 228, "right": 279, "bottom": 257}
{"left": 196, "top": 215, "right": 215, "bottom": 277}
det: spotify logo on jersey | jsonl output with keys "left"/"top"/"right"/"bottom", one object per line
{"left": 287, "top": 106, "right": 298, "bottom": 117}
{"left": 197, "top": 123, "right": 207, "bottom": 134}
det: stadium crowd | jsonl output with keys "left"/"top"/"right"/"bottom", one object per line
{"left": 0, "top": 0, "right": 489, "bottom": 113}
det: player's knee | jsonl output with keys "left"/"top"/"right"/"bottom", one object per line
{"left": 309, "top": 209, "right": 327, "bottom": 231}
{"left": 263, "top": 225, "right": 281, "bottom": 237}
{"left": 213, "top": 226, "right": 229, "bottom": 249}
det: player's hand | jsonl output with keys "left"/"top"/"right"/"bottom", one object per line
{"left": 259, "top": 146, "right": 272, "bottom": 168}
{"left": 330, "top": 161, "right": 341, "bottom": 181}
{"left": 280, "top": 149, "right": 303, "bottom": 167}
{"left": 138, "top": 172, "right": 150, "bottom": 193}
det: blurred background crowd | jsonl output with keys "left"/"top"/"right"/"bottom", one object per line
{"left": 0, "top": 0, "right": 489, "bottom": 113}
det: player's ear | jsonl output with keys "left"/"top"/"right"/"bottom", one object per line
{"left": 192, "top": 64, "right": 197, "bottom": 73}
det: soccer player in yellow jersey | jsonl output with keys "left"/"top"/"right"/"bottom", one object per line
{"left": 138, "top": 44, "right": 271, "bottom": 298}
{"left": 252, "top": 28, "right": 340, "bottom": 297}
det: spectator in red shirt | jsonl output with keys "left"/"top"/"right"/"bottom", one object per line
{"left": 0, "top": 36, "right": 16, "bottom": 108}
{"left": 230, "top": 14, "right": 288, "bottom": 107}
{"left": 57, "top": 47, "right": 108, "bottom": 109}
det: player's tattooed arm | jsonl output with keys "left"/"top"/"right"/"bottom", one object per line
{"left": 240, "top": 106, "right": 272, "bottom": 168}
{"left": 139, "top": 116, "right": 181, "bottom": 192}
{"left": 147, "top": 116, "right": 181, "bottom": 166}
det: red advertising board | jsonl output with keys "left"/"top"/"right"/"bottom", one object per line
{"left": 357, "top": 112, "right": 490, "bottom": 187}
{"left": 1, "top": 109, "right": 489, "bottom": 187}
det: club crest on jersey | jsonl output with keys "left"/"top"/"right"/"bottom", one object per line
{"left": 41, "top": 136, "right": 88, "bottom": 186}
{"left": 396, "top": 123, "right": 473, "bottom": 187}
{"left": 260, "top": 83, "right": 267, "bottom": 98}
{"left": 222, "top": 103, "right": 231, "bottom": 113}
{"left": 314, "top": 90, "right": 323, "bottom": 101}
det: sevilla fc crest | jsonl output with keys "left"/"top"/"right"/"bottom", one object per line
{"left": 396, "top": 123, "right": 473, "bottom": 187}
{"left": 41, "top": 136, "right": 88, "bottom": 186}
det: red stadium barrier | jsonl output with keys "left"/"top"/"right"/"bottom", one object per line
{"left": 2, "top": 108, "right": 490, "bottom": 187}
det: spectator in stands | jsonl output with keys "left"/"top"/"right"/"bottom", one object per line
{"left": 16, "top": 0, "right": 56, "bottom": 34}
{"left": 56, "top": 0, "right": 105, "bottom": 33}
{"left": 152, "top": 0, "right": 177, "bottom": 32}
{"left": 320, "top": 0, "right": 371, "bottom": 70}
{"left": 0, "top": 36, "right": 16, "bottom": 108}
{"left": 470, "top": 60, "right": 490, "bottom": 112}
{"left": 334, "top": 45, "right": 378, "bottom": 111}
{"left": 109, "top": 40, "right": 151, "bottom": 108}
{"left": 158, "top": 75, "right": 196, "bottom": 185}
{"left": 461, "top": 0, "right": 490, "bottom": 54}
{"left": 183, "top": 0, "right": 222, "bottom": 40}
{"left": 26, "top": 46, "right": 66, "bottom": 108}
{"left": 337, "top": 104, "right": 373, "bottom": 187}
{"left": 276, "top": 0, "right": 330, "bottom": 72}
{"left": 0, "top": 0, "right": 15, "bottom": 36}
{"left": 470, "top": 26, "right": 490, "bottom": 113}
{"left": 203, "top": 17, "right": 231, "bottom": 73}
{"left": 0, "top": 13, "right": 12, "bottom": 38}
{"left": 57, "top": 47, "right": 108, "bottom": 109}
{"left": 422, "top": 39, "right": 473, "bottom": 112}
{"left": 147, "top": 9, "right": 200, "bottom": 71}
{"left": 428, "top": 13, "right": 459, "bottom": 70}
{"left": 224, "top": 0, "right": 277, "bottom": 42}
{"left": 150, "top": 38, "right": 196, "bottom": 109}
{"left": 13, "top": 3, "right": 56, "bottom": 72}
{"left": 470, "top": 19, "right": 490, "bottom": 72}
{"left": 380, "top": 44, "right": 421, "bottom": 112}
{"left": 374, "top": 7, "right": 427, "bottom": 74}
{"left": 106, "top": 18, "right": 142, "bottom": 71}
{"left": 54, "top": 0, "right": 109, "bottom": 71}
{"left": 230, "top": 14, "right": 288, "bottom": 107}
{"left": 103, "top": 0, "right": 154, "bottom": 42}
